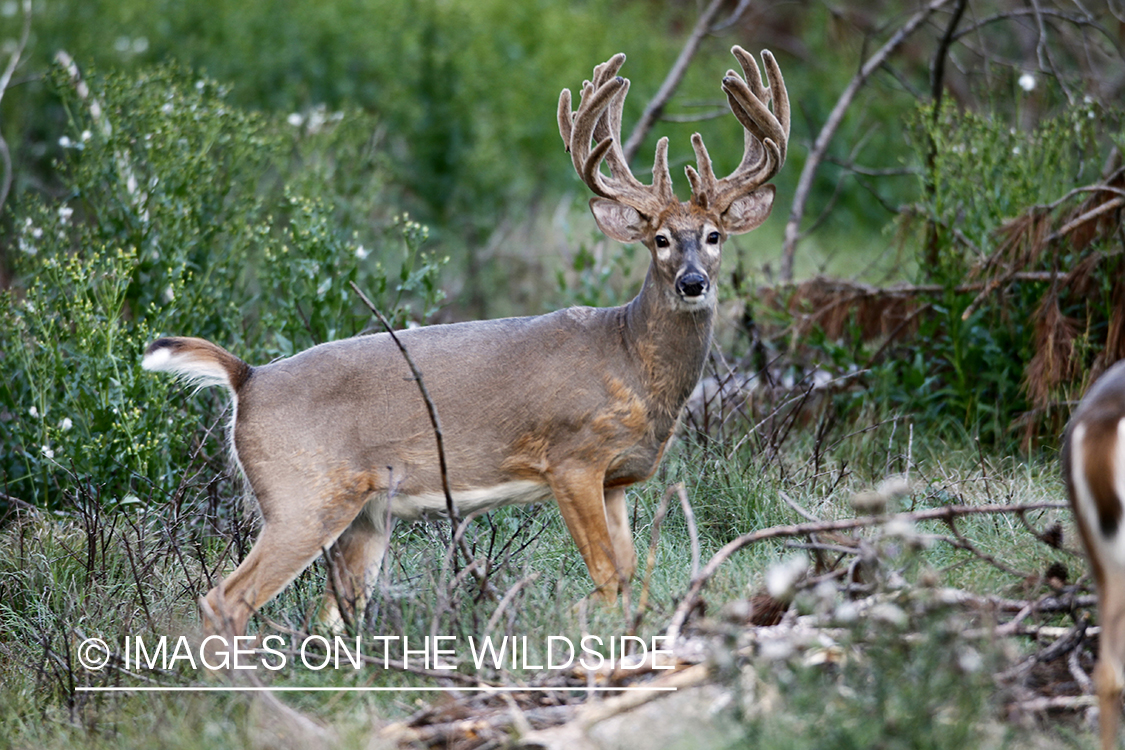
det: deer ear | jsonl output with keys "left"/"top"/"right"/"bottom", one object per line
{"left": 590, "top": 197, "right": 647, "bottom": 243}
{"left": 722, "top": 185, "right": 775, "bottom": 235}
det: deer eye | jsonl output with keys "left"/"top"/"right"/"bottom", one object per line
{"left": 654, "top": 235, "right": 670, "bottom": 248}
{"left": 706, "top": 231, "right": 721, "bottom": 244}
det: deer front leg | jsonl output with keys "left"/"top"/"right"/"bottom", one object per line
{"left": 605, "top": 487, "right": 636, "bottom": 582}
{"left": 548, "top": 465, "right": 622, "bottom": 601}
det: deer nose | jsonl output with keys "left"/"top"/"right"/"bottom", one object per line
{"left": 676, "top": 272, "right": 708, "bottom": 299}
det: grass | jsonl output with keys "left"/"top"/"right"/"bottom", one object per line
{"left": 0, "top": 393, "right": 1095, "bottom": 749}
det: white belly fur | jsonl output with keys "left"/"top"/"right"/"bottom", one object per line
{"left": 383, "top": 480, "right": 555, "bottom": 522}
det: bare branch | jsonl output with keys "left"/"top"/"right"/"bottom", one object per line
{"left": 350, "top": 281, "right": 457, "bottom": 527}
{"left": 780, "top": 0, "right": 954, "bottom": 282}
{"left": 665, "top": 500, "right": 1065, "bottom": 641}
{"left": 622, "top": 0, "right": 728, "bottom": 164}
{"left": 0, "top": 0, "right": 32, "bottom": 213}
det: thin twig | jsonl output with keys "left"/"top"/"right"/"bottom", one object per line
{"left": 350, "top": 282, "right": 457, "bottom": 529}
{"left": 675, "top": 484, "right": 701, "bottom": 581}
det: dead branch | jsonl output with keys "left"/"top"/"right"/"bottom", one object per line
{"left": 665, "top": 501, "right": 1066, "bottom": 641}
{"left": 0, "top": 0, "right": 32, "bottom": 213}
{"left": 350, "top": 281, "right": 457, "bottom": 527}
{"left": 780, "top": 0, "right": 954, "bottom": 281}
{"left": 622, "top": 0, "right": 738, "bottom": 163}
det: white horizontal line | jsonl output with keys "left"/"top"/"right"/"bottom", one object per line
{"left": 75, "top": 685, "right": 677, "bottom": 693}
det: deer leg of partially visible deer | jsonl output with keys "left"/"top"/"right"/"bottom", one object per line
{"left": 548, "top": 466, "right": 621, "bottom": 601}
{"left": 321, "top": 503, "right": 393, "bottom": 633}
{"left": 604, "top": 487, "right": 636, "bottom": 584}
{"left": 1095, "top": 578, "right": 1125, "bottom": 750}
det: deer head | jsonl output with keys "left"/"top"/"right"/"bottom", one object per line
{"left": 557, "top": 46, "right": 789, "bottom": 311}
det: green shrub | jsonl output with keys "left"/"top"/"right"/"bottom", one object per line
{"left": 0, "top": 64, "right": 444, "bottom": 509}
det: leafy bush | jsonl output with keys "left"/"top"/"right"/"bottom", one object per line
{"left": 0, "top": 64, "right": 444, "bottom": 509}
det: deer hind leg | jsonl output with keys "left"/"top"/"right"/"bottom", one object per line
{"left": 203, "top": 480, "right": 371, "bottom": 641}
{"left": 1096, "top": 577, "right": 1125, "bottom": 750}
{"left": 548, "top": 465, "right": 621, "bottom": 601}
{"left": 321, "top": 499, "right": 393, "bottom": 633}
{"left": 604, "top": 487, "right": 636, "bottom": 583}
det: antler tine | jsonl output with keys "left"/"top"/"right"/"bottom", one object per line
{"left": 557, "top": 88, "right": 574, "bottom": 151}
{"left": 691, "top": 47, "right": 789, "bottom": 215}
{"left": 559, "top": 53, "right": 675, "bottom": 215}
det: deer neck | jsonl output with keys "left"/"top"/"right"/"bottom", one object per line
{"left": 622, "top": 269, "right": 714, "bottom": 425}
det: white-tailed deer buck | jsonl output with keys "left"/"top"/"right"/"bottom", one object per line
{"left": 1063, "top": 359, "right": 1125, "bottom": 750}
{"left": 143, "top": 47, "right": 788, "bottom": 640}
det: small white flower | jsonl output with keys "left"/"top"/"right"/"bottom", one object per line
{"left": 870, "top": 602, "right": 908, "bottom": 628}
{"left": 29, "top": 406, "right": 39, "bottom": 418}
{"left": 59, "top": 417, "right": 73, "bottom": 431}
{"left": 41, "top": 445, "right": 54, "bottom": 459}
{"left": 58, "top": 206, "right": 73, "bottom": 224}
{"left": 81, "top": 129, "right": 92, "bottom": 142}
{"left": 766, "top": 554, "right": 808, "bottom": 600}
{"left": 162, "top": 102, "right": 174, "bottom": 115}
{"left": 162, "top": 285, "right": 175, "bottom": 303}
{"left": 958, "top": 647, "right": 983, "bottom": 673}
{"left": 287, "top": 112, "right": 304, "bottom": 127}
{"left": 195, "top": 80, "right": 205, "bottom": 91}
{"left": 355, "top": 244, "right": 369, "bottom": 260}
{"left": 1018, "top": 73, "right": 1036, "bottom": 92}
{"left": 1012, "top": 145, "right": 1021, "bottom": 155}
{"left": 59, "top": 135, "right": 73, "bottom": 148}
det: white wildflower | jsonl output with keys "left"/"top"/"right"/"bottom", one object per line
{"left": 766, "top": 554, "right": 808, "bottom": 600}
{"left": 58, "top": 135, "right": 73, "bottom": 148}
{"left": 870, "top": 602, "right": 908, "bottom": 628}
{"left": 29, "top": 406, "right": 39, "bottom": 418}
{"left": 958, "top": 647, "right": 983, "bottom": 674}
{"left": 59, "top": 417, "right": 73, "bottom": 431}
{"left": 287, "top": 112, "right": 304, "bottom": 127}
{"left": 355, "top": 244, "right": 369, "bottom": 260}
{"left": 1018, "top": 73, "right": 1036, "bottom": 92}
{"left": 41, "top": 444, "right": 54, "bottom": 459}
{"left": 162, "top": 285, "right": 175, "bottom": 303}
{"left": 58, "top": 205, "right": 73, "bottom": 224}
{"left": 81, "top": 129, "right": 92, "bottom": 142}
{"left": 162, "top": 102, "right": 174, "bottom": 115}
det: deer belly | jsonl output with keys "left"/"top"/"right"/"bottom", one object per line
{"left": 386, "top": 480, "right": 555, "bottom": 521}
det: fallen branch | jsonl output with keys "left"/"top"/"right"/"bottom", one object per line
{"left": 665, "top": 501, "right": 1066, "bottom": 641}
